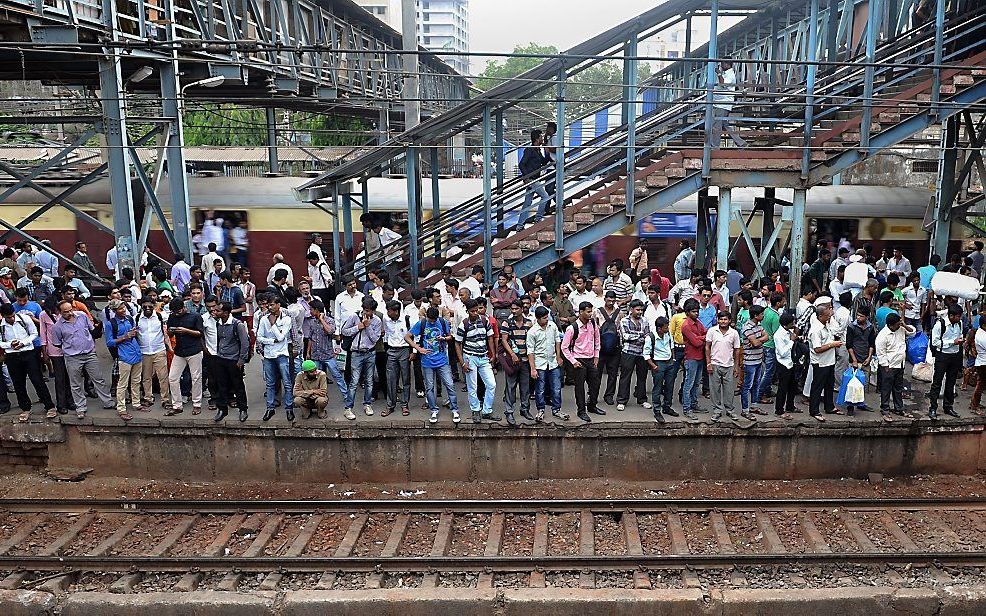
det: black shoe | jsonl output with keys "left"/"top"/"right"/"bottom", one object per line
{"left": 929, "top": 410, "right": 939, "bottom": 421}
{"left": 213, "top": 409, "right": 227, "bottom": 422}
{"left": 604, "top": 396, "right": 615, "bottom": 406}
{"left": 654, "top": 412, "right": 666, "bottom": 424}
{"left": 664, "top": 409, "right": 679, "bottom": 417}
{"left": 945, "top": 408, "right": 960, "bottom": 418}
{"left": 262, "top": 408, "right": 275, "bottom": 421}
{"left": 578, "top": 410, "right": 592, "bottom": 422}
{"left": 589, "top": 407, "right": 606, "bottom": 415}
{"left": 520, "top": 409, "right": 535, "bottom": 421}
{"left": 506, "top": 413, "right": 517, "bottom": 427}
{"left": 239, "top": 410, "right": 248, "bottom": 422}
{"left": 483, "top": 413, "right": 502, "bottom": 422}
{"left": 286, "top": 409, "right": 295, "bottom": 422}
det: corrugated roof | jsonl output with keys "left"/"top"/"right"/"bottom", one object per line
{"left": 0, "top": 146, "right": 361, "bottom": 165}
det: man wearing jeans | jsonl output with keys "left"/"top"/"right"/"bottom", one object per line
{"left": 680, "top": 299, "right": 706, "bottom": 421}
{"left": 257, "top": 296, "right": 294, "bottom": 422}
{"left": 527, "top": 306, "right": 564, "bottom": 422}
{"left": 561, "top": 301, "right": 602, "bottom": 423}
{"left": 516, "top": 129, "right": 551, "bottom": 229}
{"left": 643, "top": 316, "right": 675, "bottom": 423}
{"left": 307, "top": 299, "right": 349, "bottom": 411}
{"left": 757, "top": 292, "right": 784, "bottom": 404}
{"left": 455, "top": 299, "right": 499, "bottom": 423}
{"left": 740, "top": 305, "right": 768, "bottom": 421}
{"left": 50, "top": 301, "right": 114, "bottom": 419}
{"left": 501, "top": 301, "right": 533, "bottom": 423}
{"left": 705, "top": 310, "right": 742, "bottom": 422}
{"left": 341, "top": 297, "right": 383, "bottom": 420}
{"left": 407, "top": 307, "right": 459, "bottom": 424}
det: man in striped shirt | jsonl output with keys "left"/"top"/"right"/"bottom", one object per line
{"left": 603, "top": 261, "right": 634, "bottom": 308}
{"left": 740, "top": 305, "right": 769, "bottom": 420}
{"left": 616, "top": 299, "right": 650, "bottom": 411}
{"left": 500, "top": 301, "right": 533, "bottom": 423}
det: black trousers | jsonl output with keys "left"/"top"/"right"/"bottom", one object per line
{"left": 571, "top": 359, "right": 601, "bottom": 414}
{"left": 50, "top": 355, "right": 74, "bottom": 412}
{"left": 600, "top": 352, "right": 620, "bottom": 400}
{"left": 412, "top": 355, "right": 424, "bottom": 394}
{"left": 928, "top": 352, "right": 961, "bottom": 412}
{"left": 213, "top": 357, "right": 248, "bottom": 412}
{"left": 7, "top": 350, "right": 54, "bottom": 412}
{"left": 616, "top": 353, "right": 648, "bottom": 405}
{"left": 879, "top": 366, "right": 904, "bottom": 412}
{"left": 774, "top": 363, "right": 796, "bottom": 415}
{"left": 808, "top": 364, "right": 835, "bottom": 415}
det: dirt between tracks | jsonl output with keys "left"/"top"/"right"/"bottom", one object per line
{"left": 0, "top": 472, "right": 984, "bottom": 501}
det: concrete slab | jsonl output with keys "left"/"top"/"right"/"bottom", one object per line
{"left": 274, "top": 437, "right": 344, "bottom": 483}
{"left": 282, "top": 589, "right": 499, "bottom": 616}
{"left": 501, "top": 589, "right": 709, "bottom": 615}
{"left": 60, "top": 591, "right": 276, "bottom": 616}
{"left": 717, "top": 587, "right": 941, "bottom": 616}
{"left": 408, "top": 433, "right": 472, "bottom": 481}
{"left": 939, "top": 586, "right": 986, "bottom": 616}
{"left": 0, "top": 589, "right": 56, "bottom": 616}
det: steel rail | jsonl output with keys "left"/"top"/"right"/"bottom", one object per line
{"left": 2, "top": 497, "right": 985, "bottom": 514}
{"left": 3, "top": 553, "right": 986, "bottom": 573}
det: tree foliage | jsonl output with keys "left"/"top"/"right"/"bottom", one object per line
{"left": 182, "top": 105, "right": 370, "bottom": 147}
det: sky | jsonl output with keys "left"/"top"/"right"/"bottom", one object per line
{"left": 467, "top": 0, "right": 671, "bottom": 73}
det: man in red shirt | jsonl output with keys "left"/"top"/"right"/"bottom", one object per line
{"left": 680, "top": 297, "right": 706, "bottom": 421}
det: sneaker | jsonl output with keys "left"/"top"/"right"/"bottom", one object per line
{"left": 429, "top": 411, "right": 438, "bottom": 424}
{"left": 472, "top": 411, "right": 481, "bottom": 423}
{"left": 683, "top": 410, "right": 698, "bottom": 421}
{"left": 641, "top": 402, "right": 653, "bottom": 409}
{"left": 416, "top": 391, "right": 425, "bottom": 398}
{"left": 344, "top": 408, "right": 356, "bottom": 420}
{"left": 363, "top": 405, "right": 374, "bottom": 416}
{"left": 616, "top": 404, "right": 626, "bottom": 411}
{"left": 452, "top": 411, "right": 461, "bottom": 423}
{"left": 551, "top": 410, "right": 570, "bottom": 421}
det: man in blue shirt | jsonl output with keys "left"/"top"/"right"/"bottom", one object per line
{"left": 12, "top": 289, "right": 42, "bottom": 349}
{"left": 406, "top": 306, "right": 459, "bottom": 424}
{"left": 917, "top": 255, "right": 940, "bottom": 290}
{"left": 62, "top": 264, "right": 91, "bottom": 300}
{"left": 105, "top": 299, "right": 142, "bottom": 421}
{"left": 34, "top": 241, "right": 58, "bottom": 279}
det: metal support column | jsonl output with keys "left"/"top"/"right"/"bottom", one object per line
{"left": 696, "top": 189, "right": 710, "bottom": 269}
{"left": 624, "top": 33, "right": 639, "bottom": 218}
{"left": 266, "top": 107, "right": 279, "bottom": 175}
{"left": 825, "top": 0, "right": 839, "bottom": 63}
{"left": 859, "top": 0, "right": 881, "bottom": 150}
{"left": 931, "top": 115, "right": 959, "bottom": 257}
{"left": 702, "top": 0, "right": 721, "bottom": 177}
{"left": 789, "top": 188, "right": 808, "bottom": 302}
{"left": 555, "top": 69, "right": 567, "bottom": 251}
{"left": 495, "top": 110, "right": 504, "bottom": 236}
{"left": 343, "top": 194, "right": 354, "bottom": 260}
{"left": 159, "top": 8, "right": 192, "bottom": 260}
{"left": 801, "top": 0, "right": 820, "bottom": 179}
{"left": 717, "top": 187, "right": 731, "bottom": 271}
{"left": 482, "top": 105, "right": 493, "bottom": 280}
{"left": 405, "top": 149, "right": 420, "bottom": 283}
{"left": 761, "top": 188, "right": 776, "bottom": 266}
{"left": 401, "top": 0, "right": 421, "bottom": 129}
{"left": 685, "top": 14, "right": 693, "bottom": 56}
{"left": 98, "top": 0, "right": 138, "bottom": 277}
{"left": 331, "top": 189, "right": 341, "bottom": 286}
{"left": 930, "top": 0, "right": 946, "bottom": 116}
{"left": 361, "top": 180, "right": 370, "bottom": 217}
{"left": 430, "top": 147, "right": 441, "bottom": 255}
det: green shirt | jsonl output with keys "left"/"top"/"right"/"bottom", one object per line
{"left": 761, "top": 306, "right": 781, "bottom": 349}
{"left": 736, "top": 308, "right": 750, "bottom": 333}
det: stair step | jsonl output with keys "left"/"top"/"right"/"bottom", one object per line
{"left": 683, "top": 158, "right": 703, "bottom": 170}
{"left": 877, "top": 112, "right": 900, "bottom": 123}
{"left": 952, "top": 75, "right": 974, "bottom": 86}
{"left": 646, "top": 174, "right": 668, "bottom": 188}
{"left": 519, "top": 240, "right": 541, "bottom": 250}
{"left": 591, "top": 203, "right": 614, "bottom": 214}
{"left": 501, "top": 249, "right": 523, "bottom": 260}
{"left": 536, "top": 231, "right": 555, "bottom": 242}
{"left": 666, "top": 167, "right": 687, "bottom": 178}
{"left": 573, "top": 213, "right": 595, "bottom": 224}
{"left": 564, "top": 221, "right": 577, "bottom": 233}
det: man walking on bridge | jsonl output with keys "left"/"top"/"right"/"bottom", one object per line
{"left": 517, "top": 129, "right": 552, "bottom": 230}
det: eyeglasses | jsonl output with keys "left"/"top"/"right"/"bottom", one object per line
{"left": 701, "top": 294, "right": 712, "bottom": 298}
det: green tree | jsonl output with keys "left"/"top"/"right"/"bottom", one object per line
{"left": 475, "top": 43, "right": 559, "bottom": 92}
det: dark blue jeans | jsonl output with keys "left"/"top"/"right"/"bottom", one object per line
{"left": 649, "top": 359, "right": 675, "bottom": 414}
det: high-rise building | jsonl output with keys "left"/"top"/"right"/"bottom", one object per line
{"left": 353, "top": 0, "right": 470, "bottom": 75}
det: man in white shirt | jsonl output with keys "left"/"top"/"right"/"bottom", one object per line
{"left": 0, "top": 304, "right": 54, "bottom": 418}
{"left": 200, "top": 243, "right": 226, "bottom": 276}
{"left": 105, "top": 245, "right": 119, "bottom": 279}
{"left": 461, "top": 266, "right": 484, "bottom": 301}
{"left": 137, "top": 298, "right": 171, "bottom": 411}
{"left": 307, "top": 233, "right": 327, "bottom": 267}
{"left": 886, "top": 247, "right": 912, "bottom": 278}
{"left": 383, "top": 299, "right": 412, "bottom": 416}
{"left": 875, "top": 312, "right": 916, "bottom": 421}
{"left": 644, "top": 285, "right": 671, "bottom": 326}
{"left": 828, "top": 247, "right": 852, "bottom": 283}
{"left": 307, "top": 251, "right": 334, "bottom": 305}
{"left": 928, "top": 304, "right": 964, "bottom": 419}
{"left": 674, "top": 240, "right": 694, "bottom": 282}
{"left": 901, "top": 273, "right": 928, "bottom": 328}
{"left": 807, "top": 296, "right": 841, "bottom": 421}
{"left": 201, "top": 216, "right": 226, "bottom": 255}
{"left": 257, "top": 295, "right": 294, "bottom": 422}
{"left": 334, "top": 276, "right": 365, "bottom": 330}
{"left": 570, "top": 275, "right": 595, "bottom": 312}
{"left": 711, "top": 61, "right": 748, "bottom": 148}
{"left": 267, "top": 254, "right": 294, "bottom": 287}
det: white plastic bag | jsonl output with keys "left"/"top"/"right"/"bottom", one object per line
{"left": 911, "top": 362, "right": 934, "bottom": 383}
{"left": 844, "top": 262, "right": 869, "bottom": 289}
{"left": 931, "top": 271, "right": 982, "bottom": 301}
{"left": 845, "top": 375, "right": 866, "bottom": 404}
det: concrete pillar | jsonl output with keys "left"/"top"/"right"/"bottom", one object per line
{"left": 401, "top": 0, "right": 420, "bottom": 129}
{"left": 717, "top": 187, "right": 731, "bottom": 272}
{"left": 266, "top": 107, "right": 279, "bottom": 175}
{"left": 789, "top": 188, "right": 808, "bottom": 302}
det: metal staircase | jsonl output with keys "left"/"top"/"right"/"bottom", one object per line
{"left": 302, "top": 0, "right": 986, "bottom": 287}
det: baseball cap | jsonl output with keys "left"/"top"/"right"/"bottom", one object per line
{"left": 302, "top": 360, "right": 317, "bottom": 372}
{"left": 813, "top": 296, "right": 833, "bottom": 308}
{"left": 0, "top": 267, "right": 10, "bottom": 277}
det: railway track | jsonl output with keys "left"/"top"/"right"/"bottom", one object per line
{"left": 0, "top": 498, "right": 985, "bottom": 592}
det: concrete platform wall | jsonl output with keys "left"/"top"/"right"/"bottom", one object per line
{"left": 12, "top": 420, "right": 984, "bottom": 482}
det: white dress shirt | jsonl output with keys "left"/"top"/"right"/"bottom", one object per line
{"left": 201, "top": 313, "right": 218, "bottom": 355}
{"left": 461, "top": 276, "right": 483, "bottom": 301}
{"left": 256, "top": 313, "right": 292, "bottom": 359}
{"left": 137, "top": 313, "right": 167, "bottom": 355}
{"left": 383, "top": 315, "right": 411, "bottom": 348}
{"left": 876, "top": 323, "right": 916, "bottom": 368}
{"left": 0, "top": 314, "right": 36, "bottom": 353}
{"left": 266, "top": 263, "right": 294, "bottom": 286}
{"left": 335, "top": 290, "right": 365, "bottom": 327}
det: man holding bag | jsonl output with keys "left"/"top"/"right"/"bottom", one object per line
{"left": 928, "top": 305, "right": 964, "bottom": 420}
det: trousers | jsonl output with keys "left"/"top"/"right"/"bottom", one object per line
{"left": 168, "top": 352, "right": 202, "bottom": 410}
{"left": 928, "top": 352, "right": 961, "bottom": 411}
{"left": 386, "top": 346, "right": 411, "bottom": 411}
{"left": 571, "top": 359, "right": 601, "bottom": 414}
{"left": 709, "top": 364, "right": 736, "bottom": 417}
{"left": 64, "top": 351, "right": 113, "bottom": 414}
{"left": 7, "top": 350, "right": 54, "bottom": 412}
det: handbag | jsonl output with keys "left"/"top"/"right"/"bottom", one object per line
{"left": 497, "top": 347, "right": 521, "bottom": 376}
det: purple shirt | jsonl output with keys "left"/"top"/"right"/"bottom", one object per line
{"left": 50, "top": 312, "right": 96, "bottom": 356}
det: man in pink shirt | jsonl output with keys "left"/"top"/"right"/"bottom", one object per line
{"left": 561, "top": 301, "right": 602, "bottom": 423}
{"left": 705, "top": 310, "right": 742, "bottom": 422}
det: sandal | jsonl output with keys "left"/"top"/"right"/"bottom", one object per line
{"left": 381, "top": 408, "right": 394, "bottom": 417}
{"left": 401, "top": 407, "right": 410, "bottom": 416}
{"left": 811, "top": 414, "right": 826, "bottom": 423}
{"left": 165, "top": 407, "right": 183, "bottom": 417}
{"left": 18, "top": 412, "right": 29, "bottom": 423}
{"left": 192, "top": 406, "right": 202, "bottom": 415}
{"left": 136, "top": 406, "right": 151, "bottom": 413}
{"left": 118, "top": 411, "right": 133, "bottom": 421}
{"left": 778, "top": 413, "right": 793, "bottom": 420}
{"left": 75, "top": 410, "right": 86, "bottom": 419}
{"left": 45, "top": 409, "right": 57, "bottom": 419}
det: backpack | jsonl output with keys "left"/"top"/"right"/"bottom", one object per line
{"left": 930, "top": 317, "right": 960, "bottom": 359}
{"left": 599, "top": 308, "right": 620, "bottom": 355}
{"left": 231, "top": 319, "right": 253, "bottom": 363}
{"left": 109, "top": 315, "right": 137, "bottom": 343}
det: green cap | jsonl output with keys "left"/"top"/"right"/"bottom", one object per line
{"left": 301, "top": 360, "right": 317, "bottom": 372}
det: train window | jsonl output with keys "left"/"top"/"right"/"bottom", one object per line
{"left": 911, "top": 160, "right": 937, "bottom": 173}
{"left": 191, "top": 210, "right": 248, "bottom": 253}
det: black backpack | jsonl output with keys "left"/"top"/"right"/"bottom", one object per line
{"left": 567, "top": 319, "right": 598, "bottom": 354}
{"left": 599, "top": 308, "right": 620, "bottom": 355}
